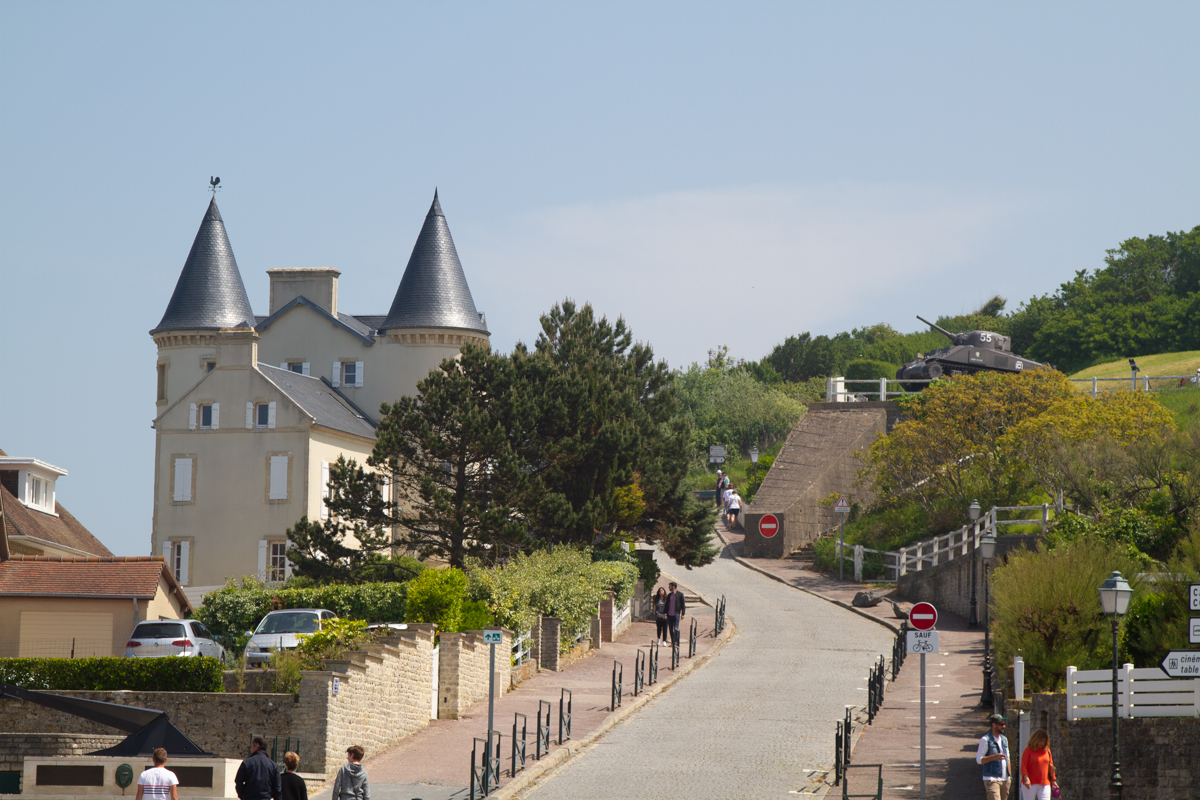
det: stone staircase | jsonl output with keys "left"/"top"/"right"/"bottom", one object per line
{"left": 784, "top": 542, "right": 816, "bottom": 566}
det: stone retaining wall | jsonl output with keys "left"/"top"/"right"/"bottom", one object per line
{"left": 1030, "top": 693, "right": 1200, "bottom": 799}
{"left": 0, "top": 733, "right": 124, "bottom": 773}
{"left": 437, "top": 629, "right": 510, "bottom": 720}
{"left": 896, "top": 535, "right": 1041, "bottom": 624}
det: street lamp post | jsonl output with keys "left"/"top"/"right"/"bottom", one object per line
{"left": 749, "top": 447, "right": 760, "bottom": 495}
{"left": 1098, "top": 571, "right": 1133, "bottom": 800}
{"left": 979, "top": 529, "right": 996, "bottom": 710}
{"left": 968, "top": 500, "right": 982, "bottom": 628}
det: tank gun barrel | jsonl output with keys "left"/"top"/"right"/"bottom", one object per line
{"left": 916, "top": 315, "right": 956, "bottom": 342}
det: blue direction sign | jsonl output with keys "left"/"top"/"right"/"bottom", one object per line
{"left": 1160, "top": 651, "right": 1200, "bottom": 678}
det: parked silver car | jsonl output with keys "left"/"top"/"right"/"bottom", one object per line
{"left": 125, "top": 619, "right": 224, "bottom": 661}
{"left": 243, "top": 609, "right": 337, "bottom": 666}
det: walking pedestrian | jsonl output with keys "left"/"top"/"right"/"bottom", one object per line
{"left": 281, "top": 753, "right": 307, "bottom": 800}
{"left": 1019, "top": 729, "right": 1057, "bottom": 800}
{"left": 665, "top": 581, "right": 686, "bottom": 646}
{"left": 332, "top": 746, "right": 370, "bottom": 800}
{"left": 235, "top": 737, "right": 281, "bottom": 800}
{"left": 135, "top": 748, "right": 178, "bottom": 800}
{"left": 975, "top": 713, "right": 1011, "bottom": 800}
{"left": 714, "top": 470, "right": 724, "bottom": 507}
{"left": 726, "top": 489, "right": 742, "bottom": 527}
{"left": 653, "top": 587, "right": 669, "bottom": 644}
{"left": 721, "top": 483, "right": 734, "bottom": 517}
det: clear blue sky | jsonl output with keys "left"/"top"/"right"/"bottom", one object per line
{"left": 2, "top": 3, "right": 1198, "bottom": 556}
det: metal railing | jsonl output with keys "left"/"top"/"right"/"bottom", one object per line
{"left": 891, "top": 625, "right": 907, "bottom": 680}
{"left": 510, "top": 713, "right": 526, "bottom": 777}
{"left": 469, "top": 730, "right": 501, "bottom": 800}
{"left": 634, "top": 648, "right": 646, "bottom": 695}
{"left": 511, "top": 628, "right": 532, "bottom": 666}
{"left": 1071, "top": 374, "right": 1200, "bottom": 395}
{"left": 648, "top": 640, "right": 659, "bottom": 685}
{"left": 841, "top": 764, "right": 883, "bottom": 800}
{"left": 866, "top": 656, "right": 885, "bottom": 724}
{"left": 825, "top": 376, "right": 933, "bottom": 402}
{"left": 536, "top": 700, "right": 551, "bottom": 759}
{"left": 558, "top": 688, "right": 572, "bottom": 744}
{"left": 714, "top": 595, "right": 727, "bottom": 634}
{"left": 688, "top": 617, "right": 698, "bottom": 658}
{"left": 610, "top": 660, "right": 623, "bottom": 711}
{"left": 833, "top": 707, "right": 853, "bottom": 785}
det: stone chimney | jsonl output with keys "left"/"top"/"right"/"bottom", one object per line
{"left": 216, "top": 328, "right": 259, "bottom": 369}
{"left": 267, "top": 268, "right": 341, "bottom": 316}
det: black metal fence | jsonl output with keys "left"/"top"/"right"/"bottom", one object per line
{"left": 511, "top": 712, "right": 527, "bottom": 778}
{"left": 688, "top": 617, "right": 698, "bottom": 658}
{"left": 536, "top": 700, "right": 551, "bottom": 760}
{"left": 610, "top": 660, "right": 623, "bottom": 711}
{"left": 558, "top": 688, "right": 572, "bottom": 744}
{"left": 841, "top": 764, "right": 883, "bottom": 800}
{"left": 714, "top": 595, "right": 727, "bottom": 634}
{"left": 649, "top": 640, "right": 659, "bottom": 685}
{"left": 634, "top": 648, "right": 646, "bottom": 695}
{"left": 834, "top": 706, "right": 853, "bottom": 785}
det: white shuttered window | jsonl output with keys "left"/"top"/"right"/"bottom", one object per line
{"left": 188, "top": 404, "right": 197, "bottom": 430}
{"left": 332, "top": 360, "right": 342, "bottom": 387}
{"left": 267, "top": 401, "right": 277, "bottom": 429}
{"left": 246, "top": 402, "right": 254, "bottom": 429}
{"left": 172, "top": 457, "right": 193, "bottom": 502}
{"left": 269, "top": 455, "right": 289, "bottom": 500}
{"left": 355, "top": 361, "right": 364, "bottom": 387}
{"left": 210, "top": 403, "right": 219, "bottom": 430}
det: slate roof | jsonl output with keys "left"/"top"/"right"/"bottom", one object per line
{"left": 381, "top": 191, "right": 489, "bottom": 333}
{"left": 259, "top": 365, "right": 377, "bottom": 440}
{"left": 0, "top": 556, "right": 192, "bottom": 613}
{"left": 151, "top": 198, "right": 256, "bottom": 334}
{"left": 0, "top": 448, "right": 112, "bottom": 558}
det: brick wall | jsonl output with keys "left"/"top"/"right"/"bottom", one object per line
{"left": 1030, "top": 693, "right": 1200, "bottom": 800}
{"left": 0, "top": 733, "right": 124, "bottom": 773}
{"left": 538, "top": 618, "right": 562, "bottom": 672}
{"left": 599, "top": 592, "right": 632, "bottom": 642}
{"left": 437, "top": 629, "right": 510, "bottom": 720}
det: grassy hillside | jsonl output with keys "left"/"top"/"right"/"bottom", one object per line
{"left": 1156, "top": 385, "right": 1200, "bottom": 431}
{"left": 1068, "top": 351, "right": 1200, "bottom": 379}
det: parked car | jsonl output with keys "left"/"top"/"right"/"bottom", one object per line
{"left": 125, "top": 619, "right": 224, "bottom": 661}
{"left": 243, "top": 608, "right": 337, "bottom": 666}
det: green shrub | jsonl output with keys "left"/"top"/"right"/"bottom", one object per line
{"left": 0, "top": 657, "right": 224, "bottom": 692}
{"left": 844, "top": 358, "right": 900, "bottom": 383}
{"left": 633, "top": 552, "right": 660, "bottom": 589}
{"left": 267, "top": 648, "right": 305, "bottom": 694}
{"left": 295, "top": 618, "right": 371, "bottom": 668}
{"left": 459, "top": 600, "right": 495, "bottom": 631}
{"left": 198, "top": 577, "right": 410, "bottom": 646}
{"left": 591, "top": 561, "right": 639, "bottom": 605}
{"left": 405, "top": 567, "right": 468, "bottom": 632}
{"left": 990, "top": 539, "right": 1145, "bottom": 692}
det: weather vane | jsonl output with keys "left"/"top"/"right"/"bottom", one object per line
{"left": 209, "top": 176, "right": 221, "bottom": 195}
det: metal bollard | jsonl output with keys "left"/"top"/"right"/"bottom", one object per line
{"left": 688, "top": 617, "right": 698, "bottom": 658}
{"left": 558, "top": 688, "right": 572, "bottom": 744}
{"left": 536, "top": 700, "right": 551, "bottom": 759}
{"left": 611, "top": 660, "right": 623, "bottom": 711}
{"left": 634, "top": 648, "right": 645, "bottom": 696}
{"left": 511, "top": 712, "right": 526, "bottom": 777}
{"left": 671, "top": 640, "right": 679, "bottom": 670}
{"left": 834, "top": 721, "right": 843, "bottom": 785}
{"left": 649, "top": 640, "right": 659, "bottom": 685}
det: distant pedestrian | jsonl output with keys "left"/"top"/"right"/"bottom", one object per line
{"left": 653, "top": 587, "right": 669, "bottom": 644}
{"left": 715, "top": 470, "right": 726, "bottom": 507}
{"left": 726, "top": 490, "right": 742, "bottom": 527}
{"left": 281, "top": 752, "right": 307, "bottom": 800}
{"left": 136, "top": 748, "right": 178, "bottom": 800}
{"left": 665, "top": 581, "right": 686, "bottom": 646}
{"left": 975, "top": 713, "right": 1011, "bottom": 800}
{"left": 332, "top": 745, "right": 370, "bottom": 800}
{"left": 236, "top": 737, "right": 281, "bottom": 800}
{"left": 1019, "top": 729, "right": 1057, "bottom": 800}
{"left": 721, "top": 483, "right": 734, "bottom": 516}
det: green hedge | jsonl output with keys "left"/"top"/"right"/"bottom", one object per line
{"left": 0, "top": 656, "right": 224, "bottom": 692}
{"left": 197, "top": 580, "right": 410, "bottom": 646}
{"left": 844, "top": 358, "right": 900, "bottom": 382}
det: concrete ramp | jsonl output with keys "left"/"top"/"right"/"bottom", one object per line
{"left": 742, "top": 402, "right": 898, "bottom": 558}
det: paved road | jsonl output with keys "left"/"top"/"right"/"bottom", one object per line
{"left": 518, "top": 543, "right": 895, "bottom": 800}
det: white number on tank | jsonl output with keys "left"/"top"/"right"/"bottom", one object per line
{"left": 980, "top": 333, "right": 992, "bottom": 342}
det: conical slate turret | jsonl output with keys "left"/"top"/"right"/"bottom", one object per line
{"left": 381, "top": 191, "right": 488, "bottom": 333}
{"left": 151, "top": 198, "right": 256, "bottom": 334}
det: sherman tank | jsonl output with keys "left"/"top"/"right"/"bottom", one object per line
{"left": 896, "top": 316, "right": 1045, "bottom": 391}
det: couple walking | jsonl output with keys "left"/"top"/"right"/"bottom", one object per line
{"left": 977, "top": 713, "right": 1059, "bottom": 800}
{"left": 653, "top": 582, "right": 687, "bottom": 646}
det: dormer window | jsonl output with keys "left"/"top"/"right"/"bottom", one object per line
{"left": 0, "top": 457, "right": 67, "bottom": 515}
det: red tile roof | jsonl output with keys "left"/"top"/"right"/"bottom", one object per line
{"left": 0, "top": 556, "right": 192, "bottom": 614}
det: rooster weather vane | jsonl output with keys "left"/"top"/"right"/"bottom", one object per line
{"left": 209, "top": 176, "right": 221, "bottom": 195}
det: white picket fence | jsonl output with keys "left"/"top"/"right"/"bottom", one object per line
{"left": 1066, "top": 665, "right": 1200, "bottom": 720}
{"left": 834, "top": 503, "right": 1061, "bottom": 582}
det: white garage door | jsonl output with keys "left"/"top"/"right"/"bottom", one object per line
{"left": 19, "top": 611, "right": 114, "bottom": 657}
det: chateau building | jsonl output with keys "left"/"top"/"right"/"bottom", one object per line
{"left": 150, "top": 192, "right": 489, "bottom": 602}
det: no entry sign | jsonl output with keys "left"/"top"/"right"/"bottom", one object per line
{"left": 758, "top": 514, "right": 779, "bottom": 538}
{"left": 909, "top": 602, "right": 938, "bottom": 631}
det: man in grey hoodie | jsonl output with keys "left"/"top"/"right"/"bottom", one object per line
{"left": 332, "top": 746, "right": 369, "bottom": 800}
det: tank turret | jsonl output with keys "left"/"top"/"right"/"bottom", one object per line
{"left": 896, "top": 316, "right": 1045, "bottom": 390}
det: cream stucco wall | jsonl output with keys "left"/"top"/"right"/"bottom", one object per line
{"left": 153, "top": 332, "right": 220, "bottom": 412}
{"left": 153, "top": 350, "right": 378, "bottom": 589}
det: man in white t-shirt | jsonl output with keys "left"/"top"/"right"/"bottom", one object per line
{"left": 136, "top": 748, "right": 179, "bottom": 800}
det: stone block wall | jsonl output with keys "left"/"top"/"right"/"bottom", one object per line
{"left": 896, "top": 535, "right": 1042, "bottom": 624}
{"left": 0, "top": 733, "right": 123, "bottom": 773}
{"left": 437, "top": 629, "right": 510, "bottom": 720}
{"left": 599, "top": 592, "right": 632, "bottom": 643}
{"left": 538, "top": 617, "right": 562, "bottom": 672}
{"left": 1030, "top": 693, "right": 1200, "bottom": 799}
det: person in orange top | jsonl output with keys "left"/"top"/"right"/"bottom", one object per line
{"left": 1020, "top": 729, "right": 1058, "bottom": 800}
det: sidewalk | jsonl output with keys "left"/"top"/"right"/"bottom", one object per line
{"left": 350, "top": 575, "right": 728, "bottom": 800}
{"left": 713, "top": 522, "right": 989, "bottom": 798}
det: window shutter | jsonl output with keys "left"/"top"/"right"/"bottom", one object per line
{"left": 173, "top": 457, "right": 193, "bottom": 502}
{"left": 302, "top": 362, "right": 310, "bottom": 376}
{"left": 332, "top": 361, "right": 341, "bottom": 387}
{"left": 246, "top": 402, "right": 254, "bottom": 429}
{"left": 321, "top": 461, "right": 330, "bottom": 520}
{"left": 178, "top": 541, "right": 190, "bottom": 586}
{"left": 257, "top": 540, "right": 268, "bottom": 580}
{"left": 188, "top": 404, "right": 197, "bottom": 430}
{"left": 269, "top": 455, "right": 289, "bottom": 500}
{"left": 162, "top": 540, "right": 172, "bottom": 561}
{"left": 211, "top": 403, "right": 219, "bottom": 430}
{"left": 267, "top": 401, "right": 276, "bottom": 429}
{"left": 355, "top": 361, "right": 364, "bottom": 387}
{"left": 280, "top": 362, "right": 287, "bottom": 370}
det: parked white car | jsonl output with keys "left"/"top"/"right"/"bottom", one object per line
{"left": 125, "top": 619, "right": 224, "bottom": 661}
{"left": 243, "top": 608, "right": 337, "bottom": 666}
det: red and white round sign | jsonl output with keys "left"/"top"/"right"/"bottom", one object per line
{"left": 909, "top": 602, "right": 938, "bottom": 631}
{"left": 758, "top": 514, "right": 780, "bottom": 539}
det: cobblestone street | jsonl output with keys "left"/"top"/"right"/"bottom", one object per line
{"left": 517, "top": 542, "right": 895, "bottom": 800}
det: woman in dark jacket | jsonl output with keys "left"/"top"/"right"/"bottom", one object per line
{"left": 654, "top": 587, "right": 669, "bottom": 644}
